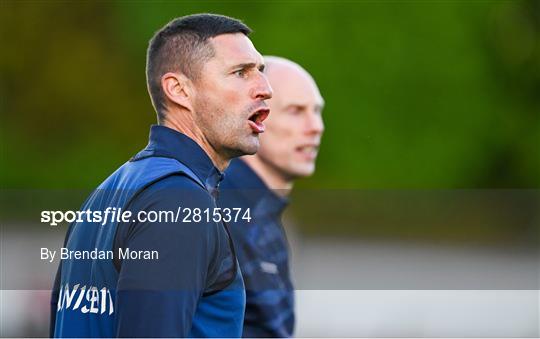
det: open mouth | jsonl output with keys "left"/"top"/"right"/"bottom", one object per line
{"left": 248, "top": 108, "right": 270, "bottom": 134}
{"left": 296, "top": 145, "right": 319, "bottom": 160}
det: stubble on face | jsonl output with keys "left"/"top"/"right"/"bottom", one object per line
{"left": 190, "top": 34, "right": 269, "bottom": 164}
{"left": 192, "top": 91, "right": 260, "bottom": 160}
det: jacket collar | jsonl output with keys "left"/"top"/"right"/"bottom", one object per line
{"left": 132, "top": 125, "right": 223, "bottom": 192}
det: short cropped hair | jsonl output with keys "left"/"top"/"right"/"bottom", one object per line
{"left": 146, "top": 13, "right": 252, "bottom": 121}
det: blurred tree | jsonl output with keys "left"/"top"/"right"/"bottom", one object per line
{"left": 1, "top": 1, "right": 538, "bottom": 190}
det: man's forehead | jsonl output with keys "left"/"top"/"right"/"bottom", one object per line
{"left": 267, "top": 65, "right": 323, "bottom": 106}
{"left": 279, "top": 92, "right": 325, "bottom": 108}
{"left": 209, "top": 33, "right": 264, "bottom": 65}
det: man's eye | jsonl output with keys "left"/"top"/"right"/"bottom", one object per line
{"left": 288, "top": 106, "right": 303, "bottom": 114}
{"left": 234, "top": 69, "right": 246, "bottom": 77}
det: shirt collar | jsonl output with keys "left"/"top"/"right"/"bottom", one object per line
{"left": 225, "top": 158, "right": 288, "bottom": 217}
{"left": 134, "top": 125, "right": 223, "bottom": 192}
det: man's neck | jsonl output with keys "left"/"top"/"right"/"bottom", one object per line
{"left": 162, "top": 117, "right": 229, "bottom": 172}
{"left": 241, "top": 156, "right": 293, "bottom": 197}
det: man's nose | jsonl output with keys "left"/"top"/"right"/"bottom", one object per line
{"left": 306, "top": 110, "right": 325, "bottom": 135}
{"left": 251, "top": 72, "right": 273, "bottom": 100}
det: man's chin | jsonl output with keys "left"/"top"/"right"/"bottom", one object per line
{"left": 290, "top": 163, "right": 316, "bottom": 178}
{"left": 227, "top": 137, "right": 260, "bottom": 158}
{"left": 241, "top": 135, "right": 261, "bottom": 155}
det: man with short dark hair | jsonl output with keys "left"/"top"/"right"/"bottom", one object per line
{"left": 219, "top": 56, "right": 325, "bottom": 337}
{"left": 51, "top": 13, "right": 272, "bottom": 338}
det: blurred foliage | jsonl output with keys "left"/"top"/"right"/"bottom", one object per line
{"left": 1, "top": 0, "right": 539, "bottom": 190}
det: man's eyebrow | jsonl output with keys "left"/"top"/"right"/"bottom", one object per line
{"left": 284, "top": 102, "right": 325, "bottom": 109}
{"left": 283, "top": 103, "right": 307, "bottom": 110}
{"left": 230, "top": 62, "right": 264, "bottom": 71}
{"left": 231, "top": 62, "right": 255, "bottom": 70}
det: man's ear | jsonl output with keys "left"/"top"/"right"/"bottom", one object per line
{"left": 161, "top": 72, "right": 194, "bottom": 112}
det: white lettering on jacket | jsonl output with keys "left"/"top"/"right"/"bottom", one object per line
{"left": 56, "top": 284, "right": 114, "bottom": 315}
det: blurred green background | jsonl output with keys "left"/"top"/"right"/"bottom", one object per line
{"left": 1, "top": 0, "right": 539, "bottom": 190}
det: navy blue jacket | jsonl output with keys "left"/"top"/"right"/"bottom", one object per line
{"left": 219, "top": 159, "right": 294, "bottom": 337}
{"left": 51, "top": 125, "right": 245, "bottom": 337}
